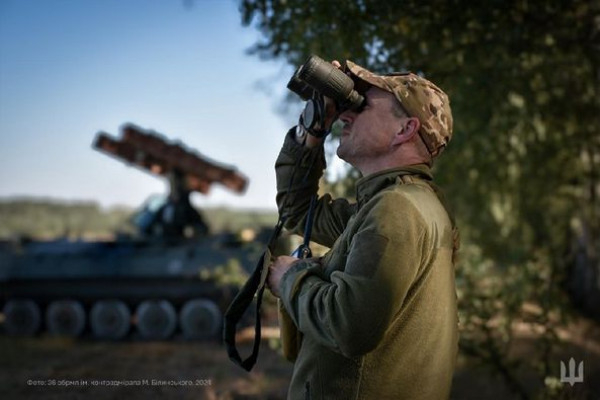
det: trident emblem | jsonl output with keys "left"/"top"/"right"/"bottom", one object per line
{"left": 560, "top": 358, "right": 584, "bottom": 386}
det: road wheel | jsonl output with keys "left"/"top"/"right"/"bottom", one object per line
{"left": 135, "top": 300, "right": 176, "bottom": 340}
{"left": 3, "top": 299, "right": 41, "bottom": 336}
{"left": 46, "top": 300, "right": 86, "bottom": 337}
{"left": 90, "top": 300, "right": 131, "bottom": 340}
{"left": 179, "top": 299, "right": 222, "bottom": 340}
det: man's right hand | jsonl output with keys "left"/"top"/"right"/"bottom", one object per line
{"left": 301, "top": 60, "right": 343, "bottom": 148}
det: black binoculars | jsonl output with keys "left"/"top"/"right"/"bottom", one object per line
{"left": 287, "top": 55, "right": 365, "bottom": 136}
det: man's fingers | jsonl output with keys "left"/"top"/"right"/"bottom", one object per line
{"left": 332, "top": 60, "right": 342, "bottom": 68}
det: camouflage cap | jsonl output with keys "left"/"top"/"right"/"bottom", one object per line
{"left": 345, "top": 60, "right": 453, "bottom": 157}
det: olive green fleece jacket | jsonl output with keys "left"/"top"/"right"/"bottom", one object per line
{"left": 275, "top": 129, "right": 458, "bottom": 400}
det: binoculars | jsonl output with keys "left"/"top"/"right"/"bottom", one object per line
{"left": 287, "top": 55, "right": 365, "bottom": 136}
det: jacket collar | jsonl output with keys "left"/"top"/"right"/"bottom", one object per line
{"left": 355, "top": 164, "right": 433, "bottom": 208}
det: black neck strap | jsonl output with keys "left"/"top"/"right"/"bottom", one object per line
{"left": 223, "top": 134, "right": 321, "bottom": 371}
{"left": 223, "top": 217, "right": 286, "bottom": 371}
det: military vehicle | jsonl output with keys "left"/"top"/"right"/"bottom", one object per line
{"left": 0, "top": 124, "right": 271, "bottom": 340}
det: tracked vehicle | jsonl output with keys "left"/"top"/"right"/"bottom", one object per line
{"left": 0, "top": 124, "right": 268, "bottom": 340}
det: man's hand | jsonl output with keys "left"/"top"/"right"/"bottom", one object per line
{"left": 303, "top": 60, "right": 343, "bottom": 148}
{"left": 267, "top": 256, "right": 299, "bottom": 298}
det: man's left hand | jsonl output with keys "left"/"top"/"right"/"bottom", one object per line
{"left": 267, "top": 256, "right": 299, "bottom": 298}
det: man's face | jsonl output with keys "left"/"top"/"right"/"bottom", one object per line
{"left": 337, "top": 86, "right": 404, "bottom": 167}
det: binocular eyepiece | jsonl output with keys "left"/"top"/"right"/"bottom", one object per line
{"left": 287, "top": 55, "right": 365, "bottom": 135}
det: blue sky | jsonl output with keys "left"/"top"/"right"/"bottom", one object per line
{"left": 0, "top": 0, "right": 301, "bottom": 210}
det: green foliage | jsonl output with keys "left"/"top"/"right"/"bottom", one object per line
{"left": 457, "top": 243, "right": 569, "bottom": 399}
{"left": 199, "top": 258, "right": 249, "bottom": 288}
{"left": 200, "top": 206, "right": 278, "bottom": 233}
{"left": 238, "top": 1, "right": 600, "bottom": 398}
{"left": 0, "top": 198, "right": 133, "bottom": 239}
{"left": 0, "top": 198, "right": 278, "bottom": 239}
{"left": 240, "top": 0, "right": 599, "bottom": 267}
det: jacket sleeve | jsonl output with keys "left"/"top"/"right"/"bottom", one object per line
{"left": 275, "top": 128, "right": 355, "bottom": 248}
{"left": 279, "top": 191, "right": 430, "bottom": 358}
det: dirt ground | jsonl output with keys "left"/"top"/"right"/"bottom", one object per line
{"left": 1, "top": 318, "right": 599, "bottom": 400}
{"left": 0, "top": 332, "right": 292, "bottom": 400}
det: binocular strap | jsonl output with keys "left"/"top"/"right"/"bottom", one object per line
{"left": 223, "top": 219, "right": 284, "bottom": 371}
{"left": 224, "top": 142, "right": 321, "bottom": 371}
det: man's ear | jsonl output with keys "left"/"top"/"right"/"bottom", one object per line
{"left": 391, "top": 117, "right": 421, "bottom": 146}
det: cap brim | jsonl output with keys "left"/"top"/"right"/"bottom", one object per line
{"left": 344, "top": 60, "right": 395, "bottom": 94}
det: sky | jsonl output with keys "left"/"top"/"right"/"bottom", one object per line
{"left": 0, "top": 0, "right": 302, "bottom": 211}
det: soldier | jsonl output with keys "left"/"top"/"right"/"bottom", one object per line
{"left": 267, "top": 59, "right": 459, "bottom": 399}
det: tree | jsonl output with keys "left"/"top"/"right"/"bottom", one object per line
{"left": 239, "top": 0, "right": 600, "bottom": 397}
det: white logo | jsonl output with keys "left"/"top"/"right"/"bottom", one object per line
{"left": 560, "top": 358, "right": 584, "bottom": 386}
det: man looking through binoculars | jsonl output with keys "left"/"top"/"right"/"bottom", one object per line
{"left": 267, "top": 58, "right": 458, "bottom": 400}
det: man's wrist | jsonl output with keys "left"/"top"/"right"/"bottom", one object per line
{"left": 280, "top": 259, "right": 322, "bottom": 302}
{"left": 307, "top": 127, "right": 328, "bottom": 139}
{"left": 295, "top": 125, "right": 324, "bottom": 148}
{"left": 305, "top": 134, "right": 324, "bottom": 148}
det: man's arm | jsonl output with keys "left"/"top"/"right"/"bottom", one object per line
{"left": 275, "top": 128, "right": 354, "bottom": 247}
{"left": 278, "top": 192, "right": 428, "bottom": 358}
